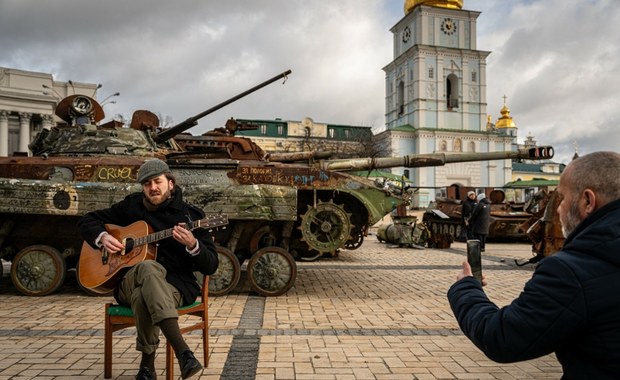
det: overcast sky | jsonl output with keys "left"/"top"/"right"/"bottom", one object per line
{"left": 1, "top": 0, "right": 618, "bottom": 164}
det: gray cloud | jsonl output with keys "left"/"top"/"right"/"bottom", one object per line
{"left": 471, "top": 0, "right": 620, "bottom": 163}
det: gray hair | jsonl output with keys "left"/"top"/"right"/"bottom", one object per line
{"left": 567, "top": 151, "right": 620, "bottom": 205}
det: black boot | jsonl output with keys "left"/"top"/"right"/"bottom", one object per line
{"left": 135, "top": 366, "right": 157, "bottom": 380}
{"left": 179, "top": 350, "right": 203, "bottom": 379}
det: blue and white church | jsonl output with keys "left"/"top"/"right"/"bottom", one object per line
{"left": 378, "top": 0, "right": 517, "bottom": 207}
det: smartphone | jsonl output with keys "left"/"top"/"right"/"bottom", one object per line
{"left": 466, "top": 239, "right": 483, "bottom": 282}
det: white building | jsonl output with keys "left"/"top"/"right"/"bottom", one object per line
{"left": 0, "top": 67, "right": 99, "bottom": 156}
{"left": 377, "top": 0, "right": 517, "bottom": 207}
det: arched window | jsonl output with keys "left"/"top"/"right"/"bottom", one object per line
{"left": 469, "top": 141, "right": 476, "bottom": 152}
{"left": 440, "top": 140, "right": 447, "bottom": 152}
{"left": 446, "top": 73, "right": 459, "bottom": 109}
{"left": 397, "top": 81, "right": 405, "bottom": 116}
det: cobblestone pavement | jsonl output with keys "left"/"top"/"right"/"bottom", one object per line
{"left": 0, "top": 236, "right": 562, "bottom": 379}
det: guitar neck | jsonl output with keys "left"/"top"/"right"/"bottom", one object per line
{"left": 134, "top": 218, "right": 209, "bottom": 248}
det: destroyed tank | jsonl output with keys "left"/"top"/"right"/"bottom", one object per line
{"left": 0, "top": 70, "right": 297, "bottom": 297}
{"left": 0, "top": 69, "right": 555, "bottom": 297}
{"left": 516, "top": 188, "right": 565, "bottom": 265}
{"left": 421, "top": 183, "right": 551, "bottom": 248}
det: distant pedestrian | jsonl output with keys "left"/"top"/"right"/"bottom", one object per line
{"left": 460, "top": 191, "right": 477, "bottom": 240}
{"left": 468, "top": 193, "right": 490, "bottom": 251}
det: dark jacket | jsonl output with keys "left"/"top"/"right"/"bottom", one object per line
{"left": 461, "top": 198, "right": 476, "bottom": 224}
{"left": 447, "top": 198, "right": 620, "bottom": 379}
{"left": 78, "top": 187, "right": 218, "bottom": 305}
{"left": 469, "top": 198, "right": 490, "bottom": 234}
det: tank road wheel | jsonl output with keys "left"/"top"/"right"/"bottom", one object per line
{"left": 299, "top": 200, "right": 352, "bottom": 254}
{"left": 209, "top": 246, "right": 241, "bottom": 296}
{"left": 247, "top": 247, "right": 297, "bottom": 296}
{"left": 344, "top": 231, "right": 364, "bottom": 250}
{"left": 10, "top": 245, "right": 66, "bottom": 296}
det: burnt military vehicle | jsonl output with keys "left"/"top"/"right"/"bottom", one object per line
{"left": 422, "top": 187, "right": 535, "bottom": 248}
{"left": 422, "top": 176, "right": 559, "bottom": 249}
{"left": 517, "top": 188, "right": 565, "bottom": 265}
{"left": 0, "top": 70, "right": 301, "bottom": 297}
{"left": 0, "top": 70, "right": 555, "bottom": 297}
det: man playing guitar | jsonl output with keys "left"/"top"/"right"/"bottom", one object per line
{"left": 78, "top": 159, "right": 219, "bottom": 380}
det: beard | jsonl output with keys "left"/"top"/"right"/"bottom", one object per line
{"left": 145, "top": 186, "right": 172, "bottom": 206}
{"left": 561, "top": 198, "right": 582, "bottom": 238}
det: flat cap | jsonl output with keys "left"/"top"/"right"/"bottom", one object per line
{"left": 137, "top": 159, "right": 170, "bottom": 183}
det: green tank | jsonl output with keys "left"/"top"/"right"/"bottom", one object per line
{"left": 0, "top": 69, "right": 555, "bottom": 297}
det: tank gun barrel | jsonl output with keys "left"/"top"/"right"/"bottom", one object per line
{"left": 154, "top": 69, "right": 292, "bottom": 143}
{"left": 320, "top": 146, "right": 554, "bottom": 171}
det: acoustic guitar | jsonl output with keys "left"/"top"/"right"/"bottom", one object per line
{"left": 78, "top": 214, "right": 228, "bottom": 295}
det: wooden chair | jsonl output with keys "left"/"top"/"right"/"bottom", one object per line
{"left": 104, "top": 275, "right": 209, "bottom": 380}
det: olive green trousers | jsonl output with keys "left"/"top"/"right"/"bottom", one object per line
{"left": 117, "top": 260, "right": 183, "bottom": 354}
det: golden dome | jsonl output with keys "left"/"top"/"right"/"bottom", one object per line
{"left": 404, "top": 0, "right": 463, "bottom": 15}
{"left": 496, "top": 104, "right": 516, "bottom": 129}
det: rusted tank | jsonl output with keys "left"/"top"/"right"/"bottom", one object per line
{"left": 0, "top": 70, "right": 301, "bottom": 297}
{"left": 516, "top": 189, "right": 565, "bottom": 265}
{"left": 422, "top": 185, "right": 543, "bottom": 248}
{"left": 178, "top": 132, "right": 554, "bottom": 260}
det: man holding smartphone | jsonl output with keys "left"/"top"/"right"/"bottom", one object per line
{"left": 447, "top": 151, "right": 620, "bottom": 379}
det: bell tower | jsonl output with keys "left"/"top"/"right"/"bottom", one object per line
{"left": 379, "top": 0, "right": 516, "bottom": 207}
{"left": 385, "top": 0, "right": 488, "bottom": 132}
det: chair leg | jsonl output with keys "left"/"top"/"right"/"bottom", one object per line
{"left": 203, "top": 298, "right": 209, "bottom": 367}
{"left": 166, "top": 341, "right": 174, "bottom": 380}
{"left": 104, "top": 305, "right": 113, "bottom": 379}
{"left": 202, "top": 322, "right": 209, "bottom": 367}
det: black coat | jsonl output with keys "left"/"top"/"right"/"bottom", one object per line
{"left": 469, "top": 198, "right": 490, "bottom": 234}
{"left": 78, "top": 187, "right": 218, "bottom": 305}
{"left": 447, "top": 198, "right": 620, "bottom": 379}
{"left": 461, "top": 198, "right": 476, "bottom": 223}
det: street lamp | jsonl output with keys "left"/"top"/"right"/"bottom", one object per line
{"left": 91, "top": 83, "right": 103, "bottom": 97}
{"left": 42, "top": 84, "right": 62, "bottom": 99}
{"left": 67, "top": 80, "right": 76, "bottom": 95}
{"left": 100, "top": 92, "right": 120, "bottom": 104}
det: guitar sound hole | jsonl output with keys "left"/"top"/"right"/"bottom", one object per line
{"left": 124, "top": 239, "right": 135, "bottom": 254}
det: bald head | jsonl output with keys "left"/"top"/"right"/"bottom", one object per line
{"left": 557, "top": 151, "right": 620, "bottom": 237}
{"left": 562, "top": 151, "right": 620, "bottom": 208}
